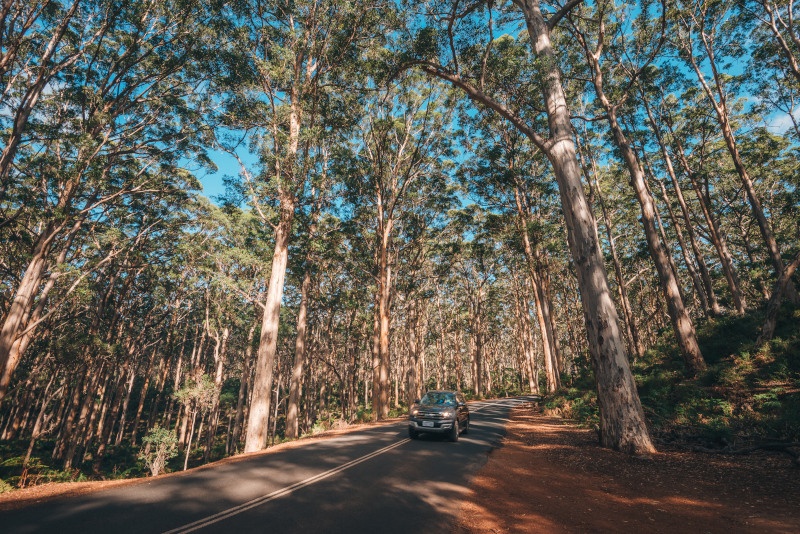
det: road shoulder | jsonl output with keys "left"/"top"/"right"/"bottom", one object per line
{"left": 453, "top": 403, "right": 800, "bottom": 533}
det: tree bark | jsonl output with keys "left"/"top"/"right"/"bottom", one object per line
{"left": 244, "top": 200, "right": 294, "bottom": 453}
{"left": 579, "top": 138, "right": 645, "bottom": 359}
{"left": 517, "top": 0, "right": 654, "bottom": 453}
{"left": 579, "top": 26, "right": 705, "bottom": 374}
{"left": 412, "top": 0, "right": 653, "bottom": 453}
{"left": 232, "top": 316, "right": 257, "bottom": 451}
{"left": 286, "top": 270, "right": 311, "bottom": 439}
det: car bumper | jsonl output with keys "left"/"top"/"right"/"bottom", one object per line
{"left": 409, "top": 420, "right": 455, "bottom": 433}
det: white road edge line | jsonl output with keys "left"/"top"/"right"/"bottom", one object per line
{"left": 162, "top": 438, "right": 411, "bottom": 534}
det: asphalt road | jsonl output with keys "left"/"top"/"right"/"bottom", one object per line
{"left": 2, "top": 396, "right": 536, "bottom": 534}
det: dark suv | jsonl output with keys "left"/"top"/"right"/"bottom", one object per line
{"left": 408, "top": 390, "right": 470, "bottom": 441}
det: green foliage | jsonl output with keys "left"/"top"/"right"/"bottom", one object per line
{"left": 175, "top": 372, "right": 217, "bottom": 413}
{"left": 546, "top": 307, "right": 800, "bottom": 447}
{"left": 543, "top": 381, "right": 600, "bottom": 429}
{"left": 138, "top": 426, "right": 179, "bottom": 477}
{"left": 355, "top": 406, "right": 374, "bottom": 424}
{"left": 0, "top": 478, "right": 14, "bottom": 494}
{"left": 0, "top": 455, "right": 88, "bottom": 489}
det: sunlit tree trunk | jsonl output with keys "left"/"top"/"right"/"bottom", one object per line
{"left": 286, "top": 270, "right": 311, "bottom": 439}
{"left": 244, "top": 198, "right": 294, "bottom": 452}
{"left": 517, "top": 0, "right": 654, "bottom": 453}
{"left": 577, "top": 24, "right": 705, "bottom": 375}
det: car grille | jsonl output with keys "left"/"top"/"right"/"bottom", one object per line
{"left": 417, "top": 410, "right": 446, "bottom": 419}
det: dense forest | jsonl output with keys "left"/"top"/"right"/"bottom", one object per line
{"left": 1, "top": 0, "right": 799, "bottom": 487}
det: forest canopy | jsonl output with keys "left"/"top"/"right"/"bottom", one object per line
{"left": 1, "top": 0, "right": 798, "bottom": 483}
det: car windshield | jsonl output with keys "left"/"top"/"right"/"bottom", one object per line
{"left": 419, "top": 392, "right": 456, "bottom": 406}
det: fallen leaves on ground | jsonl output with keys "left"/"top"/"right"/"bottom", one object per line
{"left": 455, "top": 404, "right": 800, "bottom": 534}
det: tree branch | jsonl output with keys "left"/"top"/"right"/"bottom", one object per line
{"left": 548, "top": 0, "right": 585, "bottom": 32}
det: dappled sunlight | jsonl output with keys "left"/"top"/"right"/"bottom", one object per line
{"left": 1, "top": 400, "right": 528, "bottom": 533}
{"left": 456, "top": 406, "right": 800, "bottom": 533}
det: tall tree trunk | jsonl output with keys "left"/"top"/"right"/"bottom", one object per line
{"left": 0, "top": 227, "right": 55, "bottom": 401}
{"left": 244, "top": 200, "right": 294, "bottom": 453}
{"left": 370, "top": 291, "right": 381, "bottom": 419}
{"left": 130, "top": 349, "right": 160, "bottom": 446}
{"left": 232, "top": 317, "right": 257, "bottom": 451}
{"left": 669, "top": 129, "right": 747, "bottom": 313}
{"left": 539, "top": 264, "right": 564, "bottom": 387}
{"left": 581, "top": 32, "right": 705, "bottom": 374}
{"left": 416, "top": 0, "right": 654, "bottom": 454}
{"left": 654, "top": 177, "right": 708, "bottom": 313}
{"left": 378, "top": 235, "right": 392, "bottom": 419}
{"left": 513, "top": 185, "right": 560, "bottom": 391}
{"left": 286, "top": 271, "right": 311, "bottom": 439}
{"left": 641, "top": 97, "right": 721, "bottom": 315}
{"left": 579, "top": 140, "right": 645, "bottom": 359}
{"left": 406, "top": 300, "right": 422, "bottom": 407}
{"left": 518, "top": 0, "right": 654, "bottom": 453}
{"left": 685, "top": 23, "right": 798, "bottom": 304}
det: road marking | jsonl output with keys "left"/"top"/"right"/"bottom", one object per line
{"left": 470, "top": 397, "right": 535, "bottom": 413}
{"left": 163, "top": 397, "right": 533, "bottom": 533}
{"left": 163, "top": 438, "right": 410, "bottom": 533}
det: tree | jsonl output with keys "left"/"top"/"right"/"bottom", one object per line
{"left": 340, "top": 73, "right": 456, "bottom": 418}
{"left": 218, "top": 0, "right": 392, "bottom": 453}
{"left": 566, "top": 0, "right": 706, "bottom": 374}
{"left": 0, "top": 0, "right": 218, "bottom": 401}
{"left": 402, "top": 0, "right": 654, "bottom": 453}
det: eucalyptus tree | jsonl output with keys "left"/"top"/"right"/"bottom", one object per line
{"left": 744, "top": 0, "right": 800, "bottom": 85}
{"left": 564, "top": 0, "right": 706, "bottom": 374}
{"left": 656, "top": 86, "right": 750, "bottom": 313}
{"left": 457, "top": 109, "right": 565, "bottom": 392}
{"left": 0, "top": 0, "right": 220, "bottom": 403}
{"left": 0, "top": 0, "right": 81, "bottom": 198}
{"left": 401, "top": 0, "right": 654, "bottom": 453}
{"left": 453, "top": 210, "right": 507, "bottom": 396}
{"left": 632, "top": 70, "right": 723, "bottom": 316}
{"left": 672, "top": 0, "right": 799, "bottom": 303}
{"left": 218, "top": 0, "right": 393, "bottom": 452}
{"left": 337, "top": 73, "right": 456, "bottom": 419}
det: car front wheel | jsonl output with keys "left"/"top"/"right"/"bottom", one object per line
{"left": 409, "top": 427, "right": 418, "bottom": 439}
{"left": 449, "top": 421, "right": 459, "bottom": 442}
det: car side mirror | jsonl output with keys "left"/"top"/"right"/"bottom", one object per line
{"left": 414, "top": 399, "right": 420, "bottom": 404}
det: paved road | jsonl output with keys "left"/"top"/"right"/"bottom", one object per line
{"left": 3, "top": 396, "right": 535, "bottom": 534}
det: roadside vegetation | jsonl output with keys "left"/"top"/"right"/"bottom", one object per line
{"left": 545, "top": 305, "right": 800, "bottom": 458}
{"left": 2, "top": 0, "right": 800, "bottom": 493}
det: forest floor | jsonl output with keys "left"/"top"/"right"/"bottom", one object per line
{"left": 454, "top": 403, "right": 800, "bottom": 534}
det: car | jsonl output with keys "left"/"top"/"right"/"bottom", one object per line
{"left": 408, "top": 390, "right": 469, "bottom": 441}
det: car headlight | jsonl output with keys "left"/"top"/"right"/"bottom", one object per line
{"left": 411, "top": 408, "right": 419, "bottom": 416}
{"left": 441, "top": 410, "right": 454, "bottom": 418}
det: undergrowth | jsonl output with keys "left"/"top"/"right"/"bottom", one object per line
{"left": 545, "top": 304, "right": 800, "bottom": 448}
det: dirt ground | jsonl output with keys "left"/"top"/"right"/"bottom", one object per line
{"left": 454, "top": 404, "right": 800, "bottom": 534}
